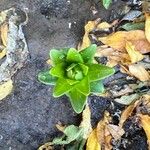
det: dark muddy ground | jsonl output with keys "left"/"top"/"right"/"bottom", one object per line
{"left": 0, "top": 0, "right": 148, "bottom": 150}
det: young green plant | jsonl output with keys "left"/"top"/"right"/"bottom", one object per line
{"left": 38, "top": 44, "right": 115, "bottom": 113}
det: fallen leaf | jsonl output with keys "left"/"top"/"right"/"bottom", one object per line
{"left": 128, "top": 64, "right": 150, "bottom": 81}
{"left": 138, "top": 114, "right": 150, "bottom": 149}
{"left": 98, "top": 30, "right": 150, "bottom": 54}
{"left": 145, "top": 13, "right": 150, "bottom": 43}
{"left": 1, "top": 23, "right": 8, "bottom": 47}
{"left": 120, "top": 22, "right": 145, "bottom": 31}
{"left": 86, "top": 129, "right": 101, "bottom": 150}
{"left": 119, "top": 100, "right": 140, "bottom": 127}
{"left": 80, "top": 21, "right": 98, "bottom": 50}
{"left": 97, "top": 22, "right": 111, "bottom": 29}
{"left": 107, "top": 124, "right": 125, "bottom": 140}
{"left": 0, "top": 49, "right": 6, "bottom": 59}
{"left": 125, "top": 41, "right": 144, "bottom": 64}
{"left": 115, "top": 94, "right": 140, "bottom": 105}
{"left": 0, "top": 79, "right": 13, "bottom": 100}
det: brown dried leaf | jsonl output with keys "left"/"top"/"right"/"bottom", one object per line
{"left": 98, "top": 30, "right": 150, "bottom": 54}
{"left": 125, "top": 41, "right": 144, "bottom": 64}
{"left": 80, "top": 21, "right": 97, "bottom": 50}
{"left": 1, "top": 23, "right": 8, "bottom": 47}
{"left": 119, "top": 100, "right": 140, "bottom": 127}
{"left": 138, "top": 114, "right": 150, "bottom": 149}
{"left": 145, "top": 13, "right": 150, "bottom": 43}
{"left": 107, "top": 124, "right": 125, "bottom": 140}
{"left": 129, "top": 64, "right": 150, "bottom": 81}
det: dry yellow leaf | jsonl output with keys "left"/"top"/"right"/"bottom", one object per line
{"left": 145, "top": 13, "right": 150, "bottom": 43}
{"left": 119, "top": 100, "right": 140, "bottom": 127}
{"left": 98, "top": 30, "right": 150, "bottom": 54}
{"left": 80, "top": 21, "right": 97, "bottom": 50}
{"left": 138, "top": 114, "right": 150, "bottom": 149}
{"left": 97, "top": 22, "right": 111, "bottom": 29}
{"left": 125, "top": 41, "right": 144, "bottom": 64}
{"left": 0, "top": 48, "right": 6, "bottom": 59}
{"left": 86, "top": 129, "right": 101, "bottom": 150}
{"left": 129, "top": 64, "right": 150, "bottom": 81}
{"left": 1, "top": 23, "right": 8, "bottom": 47}
{"left": 0, "top": 80, "right": 13, "bottom": 100}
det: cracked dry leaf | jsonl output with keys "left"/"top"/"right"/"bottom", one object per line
{"left": 125, "top": 41, "right": 144, "bottom": 64}
{"left": 98, "top": 30, "right": 150, "bottom": 54}
{"left": 129, "top": 64, "right": 150, "bottom": 81}
{"left": 1, "top": 23, "right": 8, "bottom": 47}
{"left": 0, "top": 79, "right": 13, "bottom": 100}
{"left": 138, "top": 114, "right": 150, "bottom": 149}
{"left": 145, "top": 13, "right": 150, "bottom": 43}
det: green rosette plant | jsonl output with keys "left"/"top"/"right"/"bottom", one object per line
{"left": 38, "top": 44, "right": 115, "bottom": 113}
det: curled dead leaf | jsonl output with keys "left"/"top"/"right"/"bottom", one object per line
{"left": 1, "top": 23, "right": 8, "bottom": 47}
{"left": 128, "top": 64, "right": 150, "bottom": 81}
{"left": 119, "top": 100, "right": 140, "bottom": 127}
{"left": 0, "top": 79, "right": 13, "bottom": 100}
{"left": 80, "top": 20, "right": 98, "bottom": 50}
{"left": 138, "top": 114, "right": 150, "bottom": 149}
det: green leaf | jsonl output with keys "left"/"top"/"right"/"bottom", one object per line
{"left": 75, "top": 76, "right": 90, "bottom": 95}
{"left": 90, "top": 80, "right": 105, "bottom": 93}
{"left": 114, "top": 93, "right": 140, "bottom": 105}
{"left": 67, "top": 79, "right": 79, "bottom": 85}
{"left": 102, "top": 0, "right": 112, "bottom": 9}
{"left": 80, "top": 44, "right": 97, "bottom": 64}
{"left": 38, "top": 70, "right": 57, "bottom": 85}
{"left": 120, "top": 22, "right": 145, "bottom": 31}
{"left": 52, "top": 125, "right": 84, "bottom": 145}
{"left": 67, "top": 88, "right": 87, "bottom": 113}
{"left": 53, "top": 78, "right": 73, "bottom": 97}
{"left": 88, "top": 64, "right": 115, "bottom": 81}
{"left": 79, "top": 63, "right": 89, "bottom": 76}
{"left": 50, "top": 49, "right": 66, "bottom": 65}
{"left": 67, "top": 48, "right": 83, "bottom": 63}
{"left": 50, "top": 62, "right": 65, "bottom": 78}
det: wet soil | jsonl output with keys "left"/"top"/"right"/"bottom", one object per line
{"left": 0, "top": 0, "right": 148, "bottom": 150}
